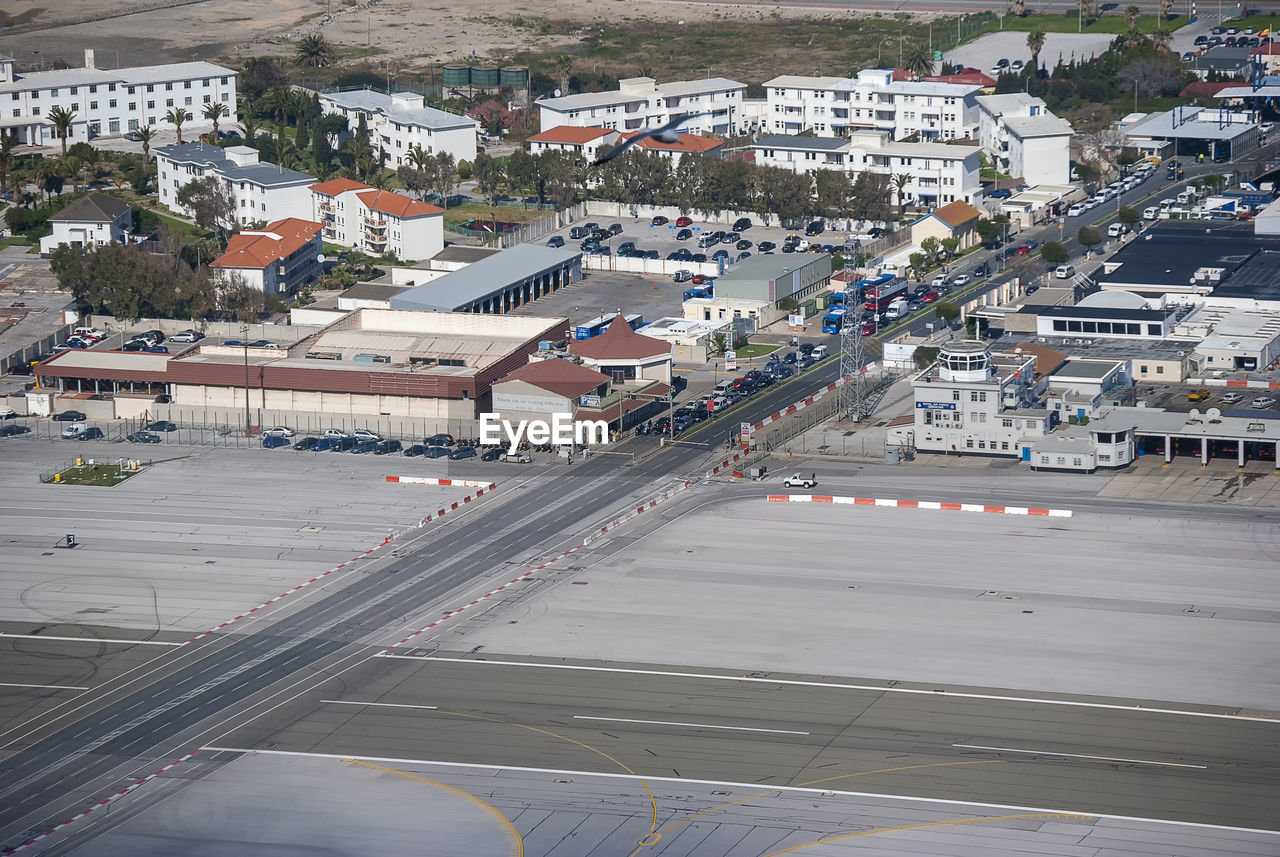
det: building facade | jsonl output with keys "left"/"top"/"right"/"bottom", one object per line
{"left": 0, "top": 50, "right": 237, "bottom": 147}
{"left": 310, "top": 178, "right": 444, "bottom": 260}
{"left": 527, "top": 126, "right": 621, "bottom": 162}
{"left": 155, "top": 142, "right": 315, "bottom": 227}
{"left": 210, "top": 218, "right": 324, "bottom": 297}
{"left": 536, "top": 76, "right": 746, "bottom": 136}
{"left": 975, "top": 93, "right": 1073, "bottom": 186}
{"left": 38, "top": 192, "right": 131, "bottom": 254}
{"left": 316, "top": 89, "right": 479, "bottom": 166}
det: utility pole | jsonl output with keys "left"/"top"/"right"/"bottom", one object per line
{"left": 838, "top": 293, "right": 870, "bottom": 421}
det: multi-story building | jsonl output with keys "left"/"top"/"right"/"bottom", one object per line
{"left": 536, "top": 76, "right": 746, "bottom": 136}
{"left": 527, "top": 126, "right": 621, "bottom": 163}
{"left": 310, "top": 178, "right": 444, "bottom": 261}
{"left": 316, "top": 89, "right": 479, "bottom": 166}
{"left": 210, "top": 218, "right": 324, "bottom": 297}
{"left": 155, "top": 142, "right": 315, "bottom": 227}
{"left": 0, "top": 49, "right": 237, "bottom": 147}
{"left": 753, "top": 130, "right": 983, "bottom": 205}
{"left": 975, "top": 93, "right": 1073, "bottom": 186}
{"left": 761, "top": 70, "right": 981, "bottom": 141}
{"left": 38, "top": 192, "right": 132, "bottom": 254}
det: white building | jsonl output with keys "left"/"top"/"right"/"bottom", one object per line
{"left": 762, "top": 70, "right": 981, "bottom": 141}
{"left": 210, "top": 218, "right": 324, "bottom": 297}
{"left": 38, "top": 192, "right": 131, "bottom": 254}
{"left": 316, "top": 89, "right": 479, "bottom": 166}
{"left": 753, "top": 129, "right": 983, "bottom": 205}
{"left": 536, "top": 76, "right": 746, "bottom": 136}
{"left": 155, "top": 142, "right": 315, "bottom": 227}
{"left": 527, "top": 126, "right": 621, "bottom": 163}
{"left": 311, "top": 178, "right": 444, "bottom": 261}
{"left": 976, "top": 93, "right": 1073, "bottom": 186}
{"left": 0, "top": 50, "right": 237, "bottom": 147}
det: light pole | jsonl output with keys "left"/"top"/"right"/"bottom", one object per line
{"left": 242, "top": 328, "right": 251, "bottom": 437}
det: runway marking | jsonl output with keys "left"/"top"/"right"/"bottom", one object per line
{"left": 758, "top": 813, "right": 1093, "bottom": 857}
{"left": 574, "top": 715, "right": 809, "bottom": 736}
{"left": 342, "top": 758, "right": 523, "bottom": 857}
{"left": 387, "top": 657, "right": 1280, "bottom": 723}
{"left": 0, "top": 633, "right": 187, "bottom": 647}
{"left": 200, "top": 748, "right": 1280, "bottom": 837}
{"left": 322, "top": 700, "right": 438, "bottom": 711}
{"left": 0, "top": 682, "right": 88, "bottom": 691}
{"left": 952, "top": 744, "right": 1208, "bottom": 769}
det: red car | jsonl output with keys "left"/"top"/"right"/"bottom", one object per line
{"left": 1015, "top": 244, "right": 1032, "bottom": 255}
{"left": 675, "top": 215, "right": 693, "bottom": 227}
{"left": 921, "top": 290, "right": 940, "bottom": 304}
{"left": 690, "top": 274, "right": 709, "bottom": 285}
{"left": 860, "top": 321, "right": 876, "bottom": 335}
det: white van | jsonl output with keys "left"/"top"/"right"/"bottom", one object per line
{"left": 883, "top": 298, "right": 909, "bottom": 320}
{"left": 714, "top": 380, "right": 735, "bottom": 396}
{"left": 61, "top": 423, "right": 87, "bottom": 439}
{"left": 1176, "top": 190, "right": 1195, "bottom": 205}
{"left": 1107, "top": 222, "right": 1128, "bottom": 238}
{"left": 1142, "top": 206, "right": 1159, "bottom": 220}
{"left": 811, "top": 344, "right": 829, "bottom": 360}
{"left": 1054, "top": 265, "right": 1074, "bottom": 279}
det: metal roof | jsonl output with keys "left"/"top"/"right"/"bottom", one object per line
{"left": 390, "top": 245, "right": 582, "bottom": 312}
{"left": 755, "top": 135, "right": 849, "bottom": 152}
{"left": 154, "top": 142, "right": 315, "bottom": 187}
{"left": 321, "top": 89, "right": 477, "bottom": 131}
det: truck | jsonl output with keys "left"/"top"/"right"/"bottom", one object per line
{"left": 883, "top": 298, "right": 909, "bottom": 320}
{"left": 783, "top": 472, "right": 817, "bottom": 489}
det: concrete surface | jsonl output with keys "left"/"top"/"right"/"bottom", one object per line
{"left": 944, "top": 31, "right": 1114, "bottom": 72}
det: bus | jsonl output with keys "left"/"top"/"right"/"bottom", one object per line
{"left": 574, "top": 313, "right": 644, "bottom": 340}
{"left": 864, "top": 277, "right": 907, "bottom": 312}
{"left": 821, "top": 308, "right": 847, "bottom": 334}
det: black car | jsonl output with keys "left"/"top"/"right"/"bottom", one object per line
{"left": 607, "top": 223, "right": 623, "bottom": 235}
{"left": 676, "top": 228, "right": 693, "bottom": 241}
{"left": 805, "top": 220, "right": 825, "bottom": 235}
{"left": 782, "top": 351, "right": 797, "bottom": 364}
{"left": 403, "top": 444, "right": 426, "bottom": 457}
{"left": 154, "top": 394, "right": 172, "bottom": 404}
{"left": 651, "top": 215, "right": 669, "bottom": 226}
{"left": 449, "top": 446, "right": 477, "bottom": 460}
{"left": 53, "top": 410, "right": 87, "bottom": 421}
{"left": 799, "top": 342, "right": 816, "bottom": 355}
{"left": 774, "top": 365, "right": 794, "bottom": 379}
{"left": 294, "top": 436, "right": 319, "bottom": 450}
{"left": 126, "top": 431, "right": 162, "bottom": 444}
{"left": 426, "top": 433, "right": 455, "bottom": 446}
{"left": 122, "top": 340, "right": 148, "bottom": 352}
{"left": 147, "top": 420, "right": 177, "bottom": 432}
{"left": 374, "top": 440, "right": 403, "bottom": 455}
{"left": 331, "top": 437, "right": 357, "bottom": 452}
{"left": 546, "top": 236, "right": 565, "bottom": 248}
{"left": 480, "top": 447, "right": 504, "bottom": 461}
{"left": 691, "top": 253, "right": 707, "bottom": 263}
{"left": 1, "top": 424, "right": 32, "bottom": 437}
{"left": 733, "top": 217, "right": 752, "bottom": 232}
{"left": 76, "top": 427, "right": 105, "bottom": 440}
{"left": 351, "top": 440, "right": 378, "bottom": 454}
{"left": 721, "top": 232, "right": 739, "bottom": 245}
{"left": 758, "top": 241, "right": 776, "bottom": 253}
{"left": 972, "top": 263, "right": 989, "bottom": 278}
{"left": 867, "top": 227, "right": 886, "bottom": 239}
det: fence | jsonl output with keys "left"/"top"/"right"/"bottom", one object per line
{"left": 1, "top": 322, "right": 75, "bottom": 376}
{"left": 495, "top": 203, "right": 586, "bottom": 249}
{"left": 38, "top": 457, "right": 153, "bottom": 485}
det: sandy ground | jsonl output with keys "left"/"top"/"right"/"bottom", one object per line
{"left": 0, "top": 0, "right": 876, "bottom": 72}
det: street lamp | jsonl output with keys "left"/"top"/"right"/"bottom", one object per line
{"left": 241, "top": 327, "right": 251, "bottom": 437}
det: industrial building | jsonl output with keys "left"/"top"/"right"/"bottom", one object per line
{"left": 389, "top": 244, "right": 582, "bottom": 314}
{"left": 1095, "top": 225, "right": 1280, "bottom": 298}
{"left": 682, "top": 254, "right": 832, "bottom": 330}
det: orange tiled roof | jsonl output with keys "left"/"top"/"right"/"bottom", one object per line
{"left": 569, "top": 313, "right": 670, "bottom": 361}
{"left": 623, "top": 131, "right": 723, "bottom": 153}
{"left": 931, "top": 200, "right": 982, "bottom": 228}
{"left": 310, "top": 178, "right": 373, "bottom": 196}
{"left": 355, "top": 189, "right": 444, "bottom": 219}
{"left": 500, "top": 358, "right": 610, "bottom": 398}
{"left": 528, "top": 126, "right": 617, "bottom": 145}
{"left": 211, "top": 220, "right": 323, "bottom": 270}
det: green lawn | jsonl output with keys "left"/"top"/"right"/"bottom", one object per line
{"left": 0, "top": 235, "right": 33, "bottom": 249}
{"left": 970, "top": 11, "right": 1187, "bottom": 36}
{"left": 735, "top": 343, "right": 782, "bottom": 359}
{"left": 49, "top": 463, "right": 138, "bottom": 487}
{"left": 1218, "top": 14, "right": 1279, "bottom": 32}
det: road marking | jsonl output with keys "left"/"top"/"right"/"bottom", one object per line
{"left": 951, "top": 744, "right": 1207, "bottom": 769}
{"left": 573, "top": 715, "right": 809, "bottom": 736}
{"left": 199, "top": 748, "right": 1280, "bottom": 837}
{"left": 322, "top": 700, "right": 439, "bottom": 711}
{"left": 0, "top": 682, "right": 87, "bottom": 691}
{"left": 0, "top": 633, "right": 186, "bottom": 647}
{"left": 379, "top": 657, "right": 1280, "bottom": 723}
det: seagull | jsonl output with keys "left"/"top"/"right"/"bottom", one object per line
{"left": 591, "top": 113, "right": 713, "bottom": 166}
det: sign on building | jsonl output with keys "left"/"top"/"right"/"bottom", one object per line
{"left": 580, "top": 394, "right": 601, "bottom": 407}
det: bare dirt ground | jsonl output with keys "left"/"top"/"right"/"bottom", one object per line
{"left": 0, "top": 0, "right": 873, "bottom": 72}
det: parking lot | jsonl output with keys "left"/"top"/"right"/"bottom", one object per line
{"left": 1145, "top": 382, "right": 1280, "bottom": 414}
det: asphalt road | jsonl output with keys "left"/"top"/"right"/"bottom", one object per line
{"left": 0, "top": 364, "right": 829, "bottom": 849}
{"left": 244, "top": 656, "right": 1280, "bottom": 831}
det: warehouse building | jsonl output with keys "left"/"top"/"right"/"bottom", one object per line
{"left": 389, "top": 244, "right": 582, "bottom": 314}
{"left": 682, "top": 254, "right": 832, "bottom": 329}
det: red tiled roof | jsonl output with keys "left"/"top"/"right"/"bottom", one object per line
{"left": 1002, "top": 342, "right": 1068, "bottom": 376}
{"left": 930, "top": 200, "right": 982, "bottom": 228}
{"left": 1253, "top": 43, "right": 1280, "bottom": 55}
{"left": 924, "top": 72, "right": 997, "bottom": 87}
{"left": 569, "top": 314, "right": 671, "bottom": 361}
{"left": 355, "top": 190, "right": 444, "bottom": 218}
{"left": 1180, "top": 81, "right": 1238, "bottom": 98}
{"left": 211, "top": 220, "right": 323, "bottom": 269}
{"left": 499, "top": 358, "right": 610, "bottom": 398}
{"left": 310, "top": 178, "right": 372, "bottom": 196}
{"left": 528, "top": 126, "right": 617, "bottom": 145}
{"left": 623, "top": 131, "right": 724, "bottom": 153}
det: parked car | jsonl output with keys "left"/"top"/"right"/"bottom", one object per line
{"left": 351, "top": 440, "right": 379, "bottom": 454}
{"left": 53, "top": 410, "right": 87, "bottom": 421}
{"left": 262, "top": 435, "right": 291, "bottom": 448}
{"left": 1251, "top": 396, "right": 1277, "bottom": 409}
{"left": 0, "top": 424, "right": 31, "bottom": 437}
{"left": 168, "top": 330, "right": 205, "bottom": 343}
{"left": 988, "top": 188, "right": 1012, "bottom": 199}
{"left": 145, "top": 345, "right": 170, "bottom": 354}
{"left": 449, "top": 446, "right": 477, "bottom": 460}
{"left": 76, "top": 427, "right": 105, "bottom": 440}
{"left": 0, "top": 408, "right": 15, "bottom": 420}
{"left": 1221, "top": 392, "right": 1244, "bottom": 404}
{"left": 675, "top": 215, "right": 693, "bottom": 227}
{"left": 733, "top": 217, "right": 752, "bottom": 231}
{"left": 501, "top": 451, "right": 532, "bottom": 463}
{"left": 374, "top": 440, "right": 403, "bottom": 455}
{"left": 804, "top": 220, "right": 825, "bottom": 235}
{"left": 676, "top": 228, "right": 693, "bottom": 241}
{"left": 262, "top": 426, "right": 295, "bottom": 437}
{"left": 294, "top": 436, "right": 320, "bottom": 450}
{"left": 146, "top": 420, "right": 177, "bottom": 432}
{"left": 673, "top": 269, "right": 694, "bottom": 283}
{"left": 248, "top": 340, "right": 278, "bottom": 349}
{"left": 61, "top": 423, "right": 87, "bottom": 439}
{"left": 353, "top": 428, "right": 383, "bottom": 442}
{"left": 424, "top": 445, "right": 452, "bottom": 458}
{"left": 127, "top": 431, "right": 162, "bottom": 444}
{"left": 607, "top": 223, "right": 623, "bottom": 235}
{"left": 783, "top": 472, "right": 817, "bottom": 489}
{"left": 651, "top": 215, "right": 669, "bottom": 226}
{"left": 1187, "top": 387, "right": 1212, "bottom": 402}
{"left": 322, "top": 428, "right": 351, "bottom": 439}
{"left": 951, "top": 274, "right": 970, "bottom": 287}
{"left": 480, "top": 447, "right": 504, "bottom": 461}
{"left": 403, "top": 444, "right": 426, "bottom": 457}
{"left": 757, "top": 241, "right": 776, "bottom": 252}
{"left": 426, "top": 433, "right": 455, "bottom": 447}
{"left": 546, "top": 235, "right": 565, "bottom": 248}
{"left": 306, "top": 437, "right": 338, "bottom": 451}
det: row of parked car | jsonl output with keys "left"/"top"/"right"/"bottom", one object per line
{"left": 257, "top": 427, "right": 534, "bottom": 460}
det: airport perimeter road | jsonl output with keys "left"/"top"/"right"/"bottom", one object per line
{"left": 0, "top": 372, "right": 845, "bottom": 848}
{"left": 233, "top": 656, "right": 1280, "bottom": 831}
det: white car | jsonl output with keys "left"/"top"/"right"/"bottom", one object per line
{"left": 1143, "top": 207, "right": 1159, "bottom": 220}
{"left": 322, "top": 428, "right": 350, "bottom": 439}
{"left": 1083, "top": 198, "right": 1099, "bottom": 210}
{"left": 783, "top": 472, "right": 817, "bottom": 489}
{"left": 1221, "top": 391, "right": 1244, "bottom": 404}
{"left": 168, "top": 330, "right": 205, "bottom": 343}
{"left": 501, "top": 451, "right": 532, "bottom": 463}
{"left": 0, "top": 407, "right": 15, "bottom": 420}
{"left": 1067, "top": 203, "right": 1087, "bottom": 217}
{"left": 352, "top": 428, "right": 383, "bottom": 442}
{"left": 1250, "top": 396, "right": 1277, "bottom": 409}
{"left": 262, "top": 426, "right": 295, "bottom": 437}
{"left": 951, "top": 274, "right": 971, "bottom": 287}
{"left": 931, "top": 274, "right": 949, "bottom": 287}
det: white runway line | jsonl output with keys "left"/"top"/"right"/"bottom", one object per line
{"left": 321, "top": 700, "right": 439, "bottom": 711}
{"left": 0, "top": 682, "right": 88, "bottom": 691}
{"left": 0, "top": 633, "right": 187, "bottom": 647}
{"left": 573, "top": 715, "right": 809, "bottom": 735}
{"left": 952, "top": 744, "right": 1208, "bottom": 769}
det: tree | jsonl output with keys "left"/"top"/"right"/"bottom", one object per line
{"left": 934, "top": 300, "right": 960, "bottom": 323}
{"left": 940, "top": 236, "right": 960, "bottom": 259}
{"left": 1158, "top": 0, "right": 1173, "bottom": 19}
{"left": 551, "top": 54, "right": 574, "bottom": 95}
{"left": 1026, "top": 31, "right": 1046, "bottom": 70}
{"left": 1117, "top": 206, "right": 1141, "bottom": 226}
{"left": 165, "top": 107, "right": 192, "bottom": 145}
{"left": 0, "top": 132, "right": 15, "bottom": 193}
{"left": 849, "top": 171, "right": 892, "bottom": 221}
{"left": 258, "top": 88, "right": 294, "bottom": 131}
{"left": 1078, "top": 225, "right": 1103, "bottom": 248}
{"left": 814, "top": 170, "right": 853, "bottom": 218}
{"left": 1040, "top": 241, "right": 1069, "bottom": 264}
{"left": 125, "top": 156, "right": 152, "bottom": 194}
{"left": 203, "top": 101, "right": 228, "bottom": 139}
{"left": 472, "top": 152, "right": 502, "bottom": 206}
{"left": 175, "top": 175, "right": 237, "bottom": 240}
{"left": 294, "top": 33, "right": 335, "bottom": 67}
{"left": 397, "top": 164, "right": 430, "bottom": 199}
{"left": 902, "top": 42, "right": 933, "bottom": 78}
{"left": 920, "top": 236, "right": 941, "bottom": 263}
{"left": 891, "top": 173, "right": 912, "bottom": 216}
{"left": 1073, "top": 161, "right": 1101, "bottom": 188}
{"left": 1078, "top": 0, "right": 1091, "bottom": 26}
{"left": 47, "top": 106, "right": 78, "bottom": 156}
{"left": 975, "top": 217, "right": 1002, "bottom": 244}
{"left": 239, "top": 56, "right": 289, "bottom": 101}
{"left": 1118, "top": 54, "right": 1185, "bottom": 97}
{"left": 237, "top": 113, "right": 260, "bottom": 148}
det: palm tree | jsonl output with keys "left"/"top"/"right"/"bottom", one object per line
{"left": 1026, "top": 30, "right": 1046, "bottom": 69}
{"left": 0, "top": 132, "right": 15, "bottom": 193}
{"left": 1124, "top": 5, "right": 1141, "bottom": 30}
{"left": 258, "top": 88, "right": 293, "bottom": 133}
{"left": 341, "top": 134, "right": 372, "bottom": 179}
{"left": 407, "top": 143, "right": 432, "bottom": 172}
{"left": 892, "top": 173, "right": 912, "bottom": 216}
{"left": 1078, "top": 0, "right": 1091, "bottom": 26}
{"left": 294, "top": 33, "right": 335, "bottom": 68}
{"left": 165, "top": 107, "right": 192, "bottom": 144}
{"left": 1158, "top": 0, "right": 1173, "bottom": 20}
{"left": 238, "top": 113, "right": 260, "bottom": 146}
{"left": 136, "top": 125, "right": 156, "bottom": 161}
{"left": 47, "top": 105, "right": 77, "bottom": 155}
{"left": 901, "top": 42, "right": 933, "bottom": 79}
{"left": 551, "top": 54, "right": 574, "bottom": 95}
{"left": 202, "top": 101, "right": 228, "bottom": 140}
{"left": 1151, "top": 27, "right": 1173, "bottom": 51}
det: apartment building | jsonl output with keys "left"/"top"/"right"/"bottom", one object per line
{"left": 0, "top": 49, "right": 237, "bottom": 147}
{"left": 761, "top": 70, "right": 981, "bottom": 141}
{"left": 155, "top": 142, "right": 316, "bottom": 227}
{"left": 317, "top": 89, "right": 479, "bottom": 166}
{"left": 527, "top": 126, "right": 621, "bottom": 163}
{"left": 753, "top": 129, "right": 983, "bottom": 205}
{"left": 976, "top": 93, "right": 1073, "bottom": 186}
{"left": 536, "top": 76, "right": 746, "bottom": 136}
{"left": 210, "top": 218, "right": 324, "bottom": 297}
{"left": 311, "top": 178, "right": 444, "bottom": 261}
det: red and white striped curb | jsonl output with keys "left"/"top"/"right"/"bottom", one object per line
{"left": 767, "top": 494, "right": 1073, "bottom": 517}
{"left": 1195, "top": 378, "right": 1280, "bottom": 390}
{"left": 385, "top": 476, "right": 496, "bottom": 489}
{"left": 752, "top": 364, "right": 876, "bottom": 433}
{"left": 705, "top": 452, "right": 747, "bottom": 478}
{"left": 582, "top": 480, "right": 696, "bottom": 545}
{"left": 1, "top": 752, "right": 199, "bottom": 855}
{"left": 384, "top": 545, "right": 586, "bottom": 651}
{"left": 187, "top": 484, "right": 497, "bottom": 643}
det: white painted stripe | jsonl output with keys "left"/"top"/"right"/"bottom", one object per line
{"left": 0, "top": 633, "right": 186, "bottom": 647}
{"left": 573, "top": 715, "right": 809, "bottom": 735}
{"left": 198, "top": 748, "right": 1280, "bottom": 836}
{"left": 918, "top": 501, "right": 942, "bottom": 510}
{"left": 322, "top": 700, "right": 438, "bottom": 711}
{"left": 874, "top": 498, "right": 896, "bottom": 507}
{"left": 952, "top": 744, "right": 1207, "bottom": 769}
{"left": 0, "top": 682, "right": 88, "bottom": 691}
{"left": 790, "top": 495, "right": 812, "bottom": 503}
{"left": 1048, "top": 509, "right": 1073, "bottom": 518}
{"left": 960, "top": 503, "right": 985, "bottom": 513}
{"left": 1005, "top": 507, "right": 1029, "bottom": 516}
{"left": 377, "top": 657, "right": 1280, "bottom": 724}
{"left": 832, "top": 496, "right": 855, "bottom": 505}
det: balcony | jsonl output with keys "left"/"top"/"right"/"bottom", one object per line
{"left": 318, "top": 201, "right": 334, "bottom": 213}
{"left": 363, "top": 217, "right": 387, "bottom": 230}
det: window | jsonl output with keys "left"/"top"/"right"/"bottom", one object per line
{"left": 978, "top": 440, "right": 986, "bottom": 449}
{"left": 129, "top": 102, "right": 137, "bottom": 111}
{"left": 203, "top": 94, "right": 211, "bottom": 103}
{"left": 90, "top": 101, "right": 98, "bottom": 110}
{"left": 966, "top": 439, "right": 975, "bottom": 448}
{"left": 1056, "top": 456, "right": 1066, "bottom": 465}
{"left": 952, "top": 390, "right": 961, "bottom": 401}
{"left": 1053, "top": 319, "right": 1067, "bottom": 332}
{"left": 32, "top": 106, "right": 40, "bottom": 116}
{"left": 165, "top": 83, "right": 173, "bottom": 91}
{"left": 70, "top": 86, "right": 79, "bottom": 95}
{"left": 108, "top": 99, "right": 117, "bottom": 108}
{"left": 203, "top": 78, "right": 210, "bottom": 86}
{"left": 1001, "top": 442, "right": 1009, "bottom": 450}
{"left": 970, "top": 391, "right": 980, "bottom": 402}
{"left": 10, "top": 109, "right": 17, "bottom": 118}
{"left": 184, "top": 97, "right": 192, "bottom": 106}
{"left": 128, "top": 118, "right": 138, "bottom": 130}
{"left": 109, "top": 83, "right": 116, "bottom": 91}
{"left": 1156, "top": 366, "right": 1164, "bottom": 374}
{"left": 128, "top": 86, "right": 136, "bottom": 94}
{"left": 147, "top": 84, "right": 154, "bottom": 92}
{"left": 50, "top": 88, "right": 58, "bottom": 97}
{"left": 108, "top": 119, "right": 120, "bottom": 133}
{"left": 184, "top": 81, "right": 192, "bottom": 89}
{"left": 1001, "top": 419, "right": 1013, "bottom": 428}
{"left": 166, "top": 98, "right": 174, "bottom": 107}
{"left": 147, "top": 100, "right": 155, "bottom": 109}
{"left": 1072, "top": 458, "right": 1082, "bottom": 467}
{"left": 1140, "top": 365, "right": 1148, "bottom": 373}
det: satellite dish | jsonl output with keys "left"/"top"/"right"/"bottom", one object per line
{"left": 317, "top": 254, "right": 326, "bottom": 264}
{"left": 553, "top": 89, "right": 562, "bottom": 98}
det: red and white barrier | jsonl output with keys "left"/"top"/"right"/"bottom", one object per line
{"left": 767, "top": 494, "right": 1073, "bottom": 517}
{"left": 752, "top": 364, "right": 877, "bottom": 433}
{"left": 1, "top": 752, "right": 200, "bottom": 855}
{"left": 385, "top": 476, "right": 496, "bottom": 489}
{"left": 582, "top": 480, "right": 695, "bottom": 545}
{"left": 1194, "top": 377, "right": 1280, "bottom": 390}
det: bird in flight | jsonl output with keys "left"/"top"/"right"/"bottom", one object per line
{"left": 591, "top": 113, "right": 712, "bottom": 166}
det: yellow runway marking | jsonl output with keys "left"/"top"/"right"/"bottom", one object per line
{"left": 342, "top": 758, "right": 524, "bottom": 857}
{"left": 758, "top": 812, "right": 1093, "bottom": 856}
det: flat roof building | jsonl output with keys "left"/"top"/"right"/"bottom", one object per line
{"left": 683, "top": 253, "right": 832, "bottom": 330}
{"left": 1095, "top": 224, "right": 1280, "bottom": 298}
{"left": 389, "top": 244, "right": 582, "bottom": 314}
